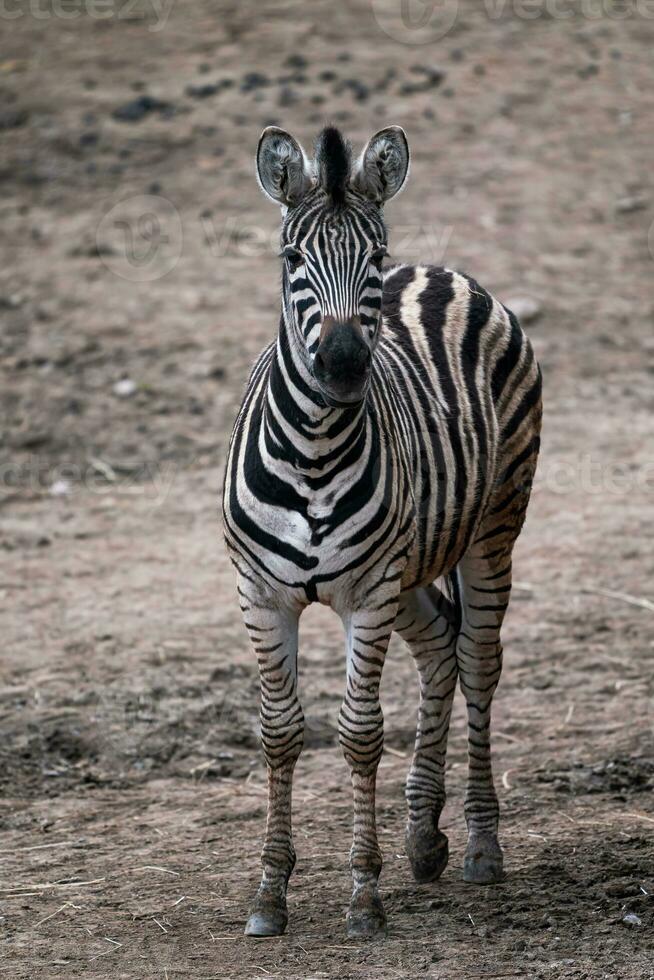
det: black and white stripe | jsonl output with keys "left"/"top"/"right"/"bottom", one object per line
{"left": 223, "top": 126, "right": 542, "bottom": 939}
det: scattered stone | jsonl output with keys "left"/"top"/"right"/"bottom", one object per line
{"left": 335, "top": 78, "right": 370, "bottom": 102}
{"left": 113, "top": 378, "right": 137, "bottom": 398}
{"left": 240, "top": 72, "right": 269, "bottom": 93}
{"left": 615, "top": 195, "right": 648, "bottom": 214}
{"left": 112, "top": 95, "right": 173, "bottom": 123}
{"left": 0, "top": 292, "right": 24, "bottom": 309}
{"left": 50, "top": 479, "right": 72, "bottom": 497}
{"left": 622, "top": 913, "right": 642, "bottom": 928}
{"left": 186, "top": 80, "right": 231, "bottom": 100}
{"left": 79, "top": 131, "right": 99, "bottom": 147}
{"left": 278, "top": 86, "right": 298, "bottom": 108}
{"left": 0, "top": 108, "right": 28, "bottom": 130}
{"left": 277, "top": 72, "right": 307, "bottom": 86}
{"left": 400, "top": 65, "right": 446, "bottom": 95}
{"left": 319, "top": 69, "right": 337, "bottom": 83}
{"left": 284, "top": 54, "right": 307, "bottom": 70}
{"left": 376, "top": 67, "right": 397, "bottom": 92}
{"left": 578, "top": 64, "right": 599, "bottom": 79}
{"left": 10, "top": 427, "right": 51, "bottom": 449}
{"left": 604, "top": 879, "right": 642, "bottom": 898}
{"left": 505, "top": 296, "right": 543, "bottom": 324}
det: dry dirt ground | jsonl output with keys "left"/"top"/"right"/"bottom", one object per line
{"left": 1, "top": 2, "right": 654, "bottom": 978}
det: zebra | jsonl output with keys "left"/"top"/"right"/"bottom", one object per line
{"left": 222, "top": 125, "right": 542, "bottom": 939}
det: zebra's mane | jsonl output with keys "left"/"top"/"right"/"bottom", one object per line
{"left": 314, "top": 126, "right": 351, "bottom": 206}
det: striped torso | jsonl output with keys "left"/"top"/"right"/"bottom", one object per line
{"left": 223, "top": 264, "right": 541, "bottom": 610}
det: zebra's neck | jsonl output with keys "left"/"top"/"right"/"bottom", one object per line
{"left": 264, "top": 312, "right": 369, "bottom": 476}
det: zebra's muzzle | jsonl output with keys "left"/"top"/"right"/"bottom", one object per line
{"left": 313, "top": 316, "right": 371, "bottom": 406}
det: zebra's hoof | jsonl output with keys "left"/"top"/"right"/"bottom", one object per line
{"left": 244, "top": 908, "right": 288, "bottom": 937}
{"left": 406, "top": 824, "right": 449, "bottom": 883}
{"left": 244, "top": 891, "right": 288, "bottom": 937}
{"left": 463, "top": 834, "right": 504, "bottom": 885}
{"left": 346, "top": 888, "right": 387, "bottom": 939}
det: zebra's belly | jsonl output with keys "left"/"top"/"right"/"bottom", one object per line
{"left": 399, "top": 481, "right": 489, "bottom": 592}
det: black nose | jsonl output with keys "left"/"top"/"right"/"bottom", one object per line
{"left": 314, "top": 321, "right": 371, "bottom": 386}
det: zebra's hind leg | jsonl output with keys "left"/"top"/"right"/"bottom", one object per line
{"left": 456, "top": 548, "right": 513, "bottom": 885}
{"left": 395, "top": 584, "right": 459, "bottom": 883}
{"left": 241, "top": 598, "right": 304, "bottom": 937}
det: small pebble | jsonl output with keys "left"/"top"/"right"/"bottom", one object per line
{"left": 241, "top": 72, "right": 269, "bottom": 93}
{"left": 113, "top": 378, "right": 137, "bottom": 398}
{"left": 50, "top": 480, "right": 72, "bottom": 497}
{"left": 622, "top": 913, "right": 642, "bottom": 928}
{"left": 284, "top": 54, "right": 307, "bottom": 70}
{"left": 112, "top": 95, "right": 172, "bottom": 123}
{"left": 505, "top": 296, "right": 543, "bottom": 324}
{"left": 615, "top": 196, "right": 648, "bottom": 214}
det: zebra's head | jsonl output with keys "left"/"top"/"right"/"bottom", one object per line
{"left": 256, "top": 125, "right": 410, "bottom": 407}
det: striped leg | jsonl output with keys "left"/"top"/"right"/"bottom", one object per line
{"left": 456, "top": 550, "right": 512, "bottom": 885}
{"left": 339, "top": 603, "right": 397, "bottom": 938}
{"left": 395, "top": 584, "right": 459, "bottom": 882}
{"left": 242, "top": 601, "right": 304, "bottom": 937}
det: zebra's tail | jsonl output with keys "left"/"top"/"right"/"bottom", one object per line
{"left": 444, "top": 569, "right": 462, "bottom": 634}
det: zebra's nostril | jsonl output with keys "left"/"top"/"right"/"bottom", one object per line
{"left": 314, "top": 352, "right": 325, "bottom": 376}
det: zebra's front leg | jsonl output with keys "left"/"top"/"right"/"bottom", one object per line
{"left": 395, "top": 585, "right": 459, "bottom": 883}
{"left": 339, "top": 602, "right": 397, "bottom": 938}
{"left": 457, "top": 550, "right": 512, "bottom": 885}
{"left": 242, "top": 600, "right": 303, "bottom": 937}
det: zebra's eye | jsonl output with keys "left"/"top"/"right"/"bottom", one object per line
{"left": 370, "top": 246, "right": 388, "bottom": 267}
{"left": 281, "top": 246, "right": 304, "bottom": 273}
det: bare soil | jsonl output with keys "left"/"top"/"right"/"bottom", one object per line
{"left": 1, "top": 3, "right": 653, "bottom": 978}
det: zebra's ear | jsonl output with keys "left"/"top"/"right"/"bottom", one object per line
{"left": 256, "top": 127, "right": 313, "bottom": 208}
{"left": 352, "top": 126, "right": 410, "bottom": 205}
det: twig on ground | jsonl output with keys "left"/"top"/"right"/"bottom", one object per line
{"left": 581, "top": 586, "right": 654, "bottom": 612}
{"left": 0, "top": 840, "right": 79, "bottom": 854}
{"left": 624, "top": 811, "right": 654, "bottom": 825}
{"left": 130, "top": 866, "right": 180, "bottom": 876}
{"left": 34, "top": 901, "right": 83, "bottom": 927}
